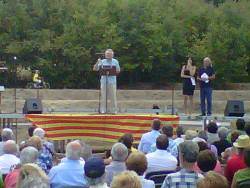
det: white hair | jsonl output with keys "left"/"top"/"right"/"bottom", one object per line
{"left": 105, "top": 49, "right": 114, "bottom": 56}
{"left": 20, "top": 146, "right": 39, "bottom": 165}
{"left": 1, "top": 128, "right": 14, "bottom": 141}
{"left": 66, "top": 141, "right": 82, "bottom": 160}
{"left": 111, "top": 143, "right": 128, "bottom": 162}
{"left": 33, "top": 128, "right": 45, "bottom": 139}
{"left": 3, "top": 140, "right": 18, "bottom": 155}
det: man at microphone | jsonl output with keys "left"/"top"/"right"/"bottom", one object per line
{"left": 93, "top": 49, "right": 120, "bottom": 114}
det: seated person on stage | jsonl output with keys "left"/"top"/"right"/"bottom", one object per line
{"left": 48, "top": 141, "right": 88, "bottom": 188}
{"left": 126, "top": 151, "right": 155, "bottom": 188}
{"left": 146, "top": 134, "right": 177, "bottom": 174}
{"left": 161, "top": 141, "right": 203, "bottom": 188}
{"left": 150, "top": 125, "right": 178, "bottom": 158}
{"left": 231, "top": 146, "right": 250, "bottom": 188}
{"left": 105, "top": 143, "right": 128, "bottom": 186}
{"left": 138, "top": 119, "right": 161, "bottom": 154}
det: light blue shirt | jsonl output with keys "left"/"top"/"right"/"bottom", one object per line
{"left": 96, "top": 58, "right": 120, "bottom": 85}
{"left": 150, "top": 138, "right": 178, "bottom": 158}
{"left": 105, "top": 161, "right": 126, "bottom": 186}
{"left": 138, "top": 130, "right": 161, "bottom": 154}
{"left": 49, "top": 159, "right": 88, "bottom": 188}
{"left": 139, "top": 176, "right": 155, "bottom": 188}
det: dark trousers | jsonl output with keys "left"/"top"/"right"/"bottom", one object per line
{"left": 200, "top": 87, "right": 212, "bottom": 115}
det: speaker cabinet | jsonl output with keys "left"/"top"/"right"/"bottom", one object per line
{"left": 224, "top": 100, "right": 244, "bottom": 117}
{"left": 23, "top": 98, "right": 43, "bottom": 114}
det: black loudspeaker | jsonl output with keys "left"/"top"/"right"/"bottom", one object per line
{"left": 23, "top": 98, "right": 43, "bottom": 114}
{"left": 224, "top": 100, "right": 244, "bottom": 117}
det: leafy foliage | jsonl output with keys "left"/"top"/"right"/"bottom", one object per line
{"left": 0, "top": 0, "right": 249, "bottom": 88}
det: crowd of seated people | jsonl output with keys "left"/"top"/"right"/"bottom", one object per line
{"left": 0, "top": 118, "right": 249, "bottom": 188}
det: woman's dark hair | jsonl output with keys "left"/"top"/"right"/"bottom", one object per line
{"left": 236, "top": 119, "right": 245, "bottom": 131}
{"left": 197, "top": 141, "right": 209, "bottom": 152}
{"left": 197, "top": 150, "right": 217, "bottom": 173}
{"left": 118, "top": 133, "right": 134, "bottom": 150}
{"left": 207, "top": 122, "right": 218, "bottom": 134}
{"left": 176, "top": 126, "right": 184, "bottom": 138}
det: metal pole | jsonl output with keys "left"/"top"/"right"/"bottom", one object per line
{"left": 171, "top": 84, "right": 175, "bottom": 115}
{"left": 14, "top": 56, "right": 17, "bottom": 113}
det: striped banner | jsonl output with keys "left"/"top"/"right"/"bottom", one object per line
{"left": 26, "top": 114, "right": 179, "bottom": 143}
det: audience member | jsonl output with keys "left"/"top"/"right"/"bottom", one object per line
{"left": 28, "top": 136, "right": 53, "bottom": 174}
{"left": 28, "top": 126, "right": 36, "bottom": 137}
{"left": 227, "top": 119, "right": 246, "bottom": 144}
{"left": 84, "top": 157, "right": 108, "bottom": 188}
{"left": 105, "top": 143, "right": 128, "bottom": 185}
{"left": 4, "top": 146, "right": 39, "bottom": 188}
{"left": 206, "top": 122, "right": 219, "bottom": 144}
{"left": 110, "top": 171, "right": 141, "bottom": 188}
{"left": 193, "top": 130, "right": 218, "bottom": 157}
{"left": 221, "top": 130, "right": 240, "bottom": 161}
{"left": 184, "top": 130, "right": 198, "bottom": 140}
{"left": 195, "top": 143, "right": 222, "bottom": 174}
{"left": 161, "top": 141, "right": 203, "bottom": 188}
{"left": 151, "top": 125, "right": 178, "bottom": 158}
{"left": 78, "top": 140, "right": 92, "bottom": 161}
{"left": 16, "top": 163, "right": 49, "bottom": 188}
{"left": 225, "top": 135, "right": 250, "bottom": 183}
{"left": 195, "top": 149, "right": 217, "bottom": 174}
{"left": 118, "top": 133, "right": 137, "bottom": 153}
{"left": 0, "top": 140, "right": 20, "bottom": 174}
{"left": 146, "top": 134, "right": 177, "bottom": 173}
{"left": 0, "top": 128, "right": 14, "bottom": 156}
{"left": 126, "top": 151, "right": 155, "bottom": 188}
{"left": 49, "top": 141, "right": 88, "bottom": 188}
{"left": 245, "top": 122, "right": 250, "bottom": 137}
{"left": 197, "top": 171, "right": 228, "bottom": 188}
{"left": 231, "top": 146, "right": 250, "bottom": 188}
{"left": 174, "top": 126, "right": 184, "bottom": 146}
{"left": 33, "top": 128, "right": 54, "bottom": 154}
{"left": 213, "top": 127, "right": 231, "bottom": 157}
{"left": 138, "top": 119, "right": 161, "bottom": 154}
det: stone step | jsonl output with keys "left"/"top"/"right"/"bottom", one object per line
{"left": 2, "top": 89, "right": 250, "bottom": 101}
{"left": 1, "top": 99, "right": 250, "bottom": 114}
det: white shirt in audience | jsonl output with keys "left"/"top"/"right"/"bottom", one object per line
{"left": 139, "top": 176, "right": 155, "bottom": 188}
{"left": 145, "top": 149, "right": 177, "bottom": 174}
{"left": 174, "top": 137, "right": 184, "bottom": 146}
{"left": 0, "top": 154, "right": 20, "bottom": 174}
{"left": 138, "top": 130, "right": 160, "bottom": 154}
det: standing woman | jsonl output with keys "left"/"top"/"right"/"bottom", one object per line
{"left": 181, "top": 57, "right": 196, "bottom": 115}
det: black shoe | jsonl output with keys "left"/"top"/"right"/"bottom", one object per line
{"left": 198, "top": 113, "right": 206, "bottom": 117}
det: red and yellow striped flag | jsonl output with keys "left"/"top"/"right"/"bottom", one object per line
{"left": 26, "top": 114, "right": 179, "bottom": 143}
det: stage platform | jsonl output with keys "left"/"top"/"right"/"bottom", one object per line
{"left": 26, "top": 114, "right": 179, "bottom": 143}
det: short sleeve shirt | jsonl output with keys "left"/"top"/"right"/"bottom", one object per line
{"left": 198, "top": 66, "right": 215, "bottom": 88}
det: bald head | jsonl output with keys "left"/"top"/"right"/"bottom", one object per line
{"left": 3, "top": 140, "right": 18, "bottom": 155}
{"left": 66, "top": 141, "right": 82, "bottom": 160}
